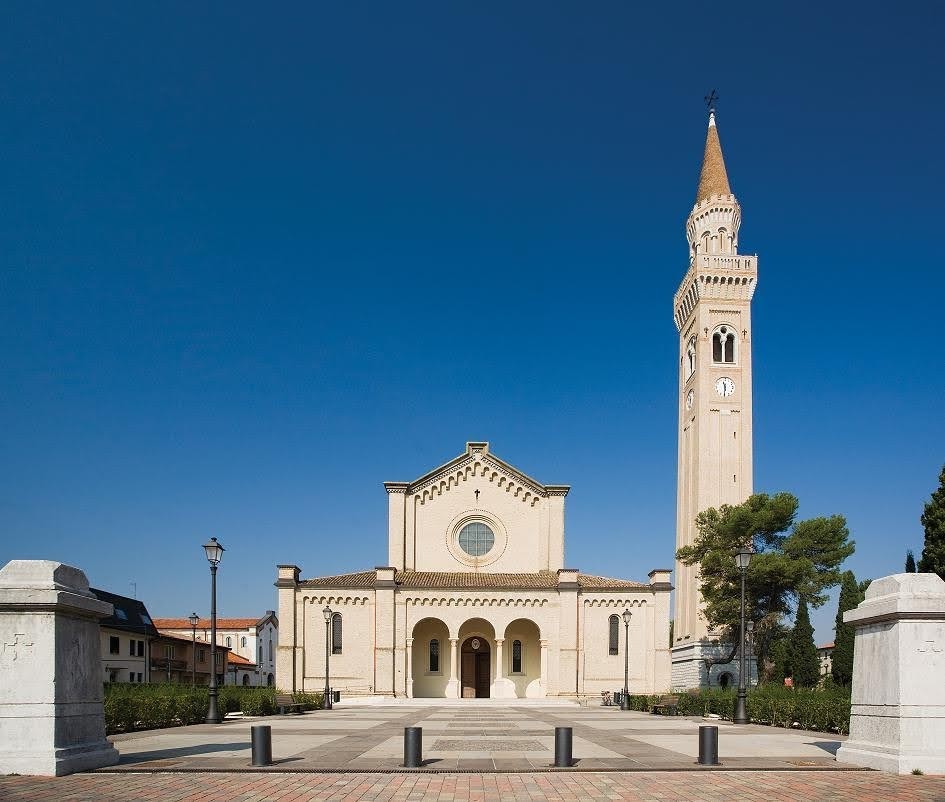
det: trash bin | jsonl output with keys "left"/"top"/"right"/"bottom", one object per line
{"left": 333, "top": 690, "right": 341, "bottom": 703}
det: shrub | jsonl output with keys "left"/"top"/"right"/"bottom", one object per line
{"left": 628, "top": 684, "right": 850, "bottom": 735}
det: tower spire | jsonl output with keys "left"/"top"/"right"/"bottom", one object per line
{"left": 694, "top": 107, "right": 732, "bottom": 204}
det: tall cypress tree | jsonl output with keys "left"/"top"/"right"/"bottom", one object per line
{"left": 905, "top": 550, "right": 916, "bottom": 573}
{"left": 788, "top": 597, "right": 821, "bottom": 687}
{"left": 831, "top": 571, "right": 861, "bottom": 685}
{"left": 918, "top": 464, "right": 945, "bottom": 581}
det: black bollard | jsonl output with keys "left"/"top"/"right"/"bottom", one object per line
{"left": 251, "top": 725, "right": 273, "bottom": 767}
{"left": 554, "top": 726, "right": 573, "bottom": 768}
{"left": 404, "top": 726, "right": 423, "bottom": 768}
{"left": 697, "top": 725, "right": 719, "bottom": 766}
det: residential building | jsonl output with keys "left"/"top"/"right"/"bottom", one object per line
{"left": 91, "top": 587, "right": 158, "bottom": 684}
{"left": 151, "top": 631, "right": 228, "bottom": 685}
{"left": 153, "top": 612, "right": 277, "bottom": 686}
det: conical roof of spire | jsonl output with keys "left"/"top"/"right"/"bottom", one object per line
{"left": 695, "top": 111, "right": 732, "bottom": 204}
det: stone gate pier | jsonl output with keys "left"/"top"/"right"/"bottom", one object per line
{"left": 836, "top": 572, "right": 945, "bottom": 775}
{"left": 0, "top": 560, "right": 119, "bottom": 775}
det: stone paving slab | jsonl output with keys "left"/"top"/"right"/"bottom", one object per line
{"left": 3, "top": 770, "right": 945, "bottom": 801}
{"left": 84, "top": 703, "right": 864, "bottom": 773}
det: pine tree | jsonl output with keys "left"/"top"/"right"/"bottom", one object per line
{"left": 905, "top": 550, "right": 916, "bottom": 573}
{"left": 831, "top": 571, "right": 861, "bottom": 685}
{"left": 918, "top": 464, "right": 945, "bottom": 581}
{"left": 788, "top": 598, "right": 820, "bottom": 687}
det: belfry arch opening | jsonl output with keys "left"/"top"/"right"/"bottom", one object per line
{"left": 712, "top": 325, "right": 737, "bottom": 364}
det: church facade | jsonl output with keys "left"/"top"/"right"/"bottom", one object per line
{"left": 276, "top": 442, "right": 672, "bottom": 699}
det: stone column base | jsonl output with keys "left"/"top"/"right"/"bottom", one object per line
{"left": 444, "top": 679, "right": 460, "bottom": 699}
{"left": 837, "top": 741, "right": 945, "bottom": 776}
{"left": 491, "top": 678, "right": 517, "bottom": 699}
{"left": 1, "top": 741, "right": 119, "bottom": 777}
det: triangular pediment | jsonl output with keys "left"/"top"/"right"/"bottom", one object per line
{"left": 384, "top": 442, "right": 568, "bottom": 506}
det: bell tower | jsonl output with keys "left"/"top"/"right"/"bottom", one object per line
{"left": 672, "top": 108, "right": 757, "bottom": 676}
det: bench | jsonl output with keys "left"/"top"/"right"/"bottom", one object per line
{"left": 275, "top": 693, "right": 304, "bottom": 715}
{"left": 650, "top": 694, "right": 680, "bottom": 715}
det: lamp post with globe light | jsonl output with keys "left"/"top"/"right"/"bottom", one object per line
{"left": 203, "top": 538, "right": 224, "bottom": 724}
{"left": 733, "top": 547, "right": 752, "bottom": 724}
{"left": 189, "top": 612, "right": 199, "bottom": 688}
{"left": 323, "top": 606, "right": 332, "bottom": 709}
{"left": 621, "top": 608, "right": 632, "bottom": 710}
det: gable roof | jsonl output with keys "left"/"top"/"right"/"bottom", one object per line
{"left": 91, "top": 587, "right": 159, "bottom": 636}
{"left": 385, "top": 442, "right": 569, "bottom": 499}
{"left": 299, "top": 569, "right": 646, "bottom": 591}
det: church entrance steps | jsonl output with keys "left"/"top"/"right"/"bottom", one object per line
{"left": 337, "top": 697, "right": 579, "bottom": 708}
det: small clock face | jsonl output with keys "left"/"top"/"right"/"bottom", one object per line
{"left": 686, "top": 389, "right": 694, "bottom": 410}
{"left": 716, "top": 377, "right": 735, "bottom": 397}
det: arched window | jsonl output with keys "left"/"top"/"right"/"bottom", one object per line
{"left": 268, "top": 638, "right": 273, "bottom": 661}
{"left": 686, "top": 337, "right": 696, "bottom": 379}
{"left": 511, "top": 640, "right": 523, "bottom": 674}
{"left": 712, "top": 325, "right": 736, "bottom": 364}
{"left": 225, "top": 636, "right": 232, "bottom": 648}
{"left": 429, "top": 639, "right": 440, "bottom": 673}
{"left": 258, "top": 645, "right": 262, "bottom": 663}
{"left": 608, "top": 615, "right": 619, "bottom": 655}
{"left": 331, "top": 614, "right": 342, "bottom": 654}
{"left": 241, "top": 636, "right": 247, "bottom": 648}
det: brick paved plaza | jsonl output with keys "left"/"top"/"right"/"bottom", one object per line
{"left": 2, "top": 702, "right": 944, "bottom": 800}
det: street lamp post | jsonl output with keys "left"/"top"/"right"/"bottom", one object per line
{"left": 621, "top": 608, "right": 632, "bottom": 711}
{"left": 322, "top": 606, "right": 332, "bottom": 710}
{"left": 746, "top": 620, "right": 755, "bottom": 690}
{"left": 733, "top": 547, "right": 753, "bottom": 724}
{"left": 189, "top": 612, "right": 199, "bottom": 689}
{"left": 203, "top": 537, "right": 225, "bottom": 724}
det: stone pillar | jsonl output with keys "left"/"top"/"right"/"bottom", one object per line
{"left": 275, "top": 565, "right": 300, "bottom": 693}
{"left": 373, "top": 567, "right": 397, "bottom": 696}
{"left": 445, "top": 638, "right": 460, "bottom": 699}
{"left": 836, "top": 573, "right": 945, "bottom": 775}
{"left": 539, "top": 639, "right": 549, "bottom": 698}
{"left": 557, "top": 569, "right": 581, "bottom": 697}
{"left": 492, "top": 637, "right": 515, "bottom": 698}
{"left": 0, "top": 560, "right": 120, "bottom": 776}
{"left": 405, "top": 638, "right": 414, "bottom": 699}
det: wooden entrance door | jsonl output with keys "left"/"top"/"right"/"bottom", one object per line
{"left": 460, "top": 637, "right": 491, "bottom": 698}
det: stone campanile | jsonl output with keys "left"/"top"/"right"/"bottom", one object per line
{"left": 672, "top": 109, "right": 757, "bottom": 658}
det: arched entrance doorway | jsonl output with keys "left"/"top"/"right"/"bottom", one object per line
{"left": 461, "top": 637, "right": 491, "bottom": 698}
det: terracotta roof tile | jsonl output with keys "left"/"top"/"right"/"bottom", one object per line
{"left": 153, "top": 617, "right": 260, "bottom": 630}
{"left": 299, "top": 571, "right": 377, "bottom": 588}
{"left": 695, "top": 113, "right": 732, "bottom": 204}
{"left": 227, "top": 653, "right": 257, "bottom": 667}
{"left": 299, "top": 570, "right": 646, "bottom": 591}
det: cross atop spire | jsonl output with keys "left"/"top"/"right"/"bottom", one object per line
{"left": 694, "top": 103, "right": 732, "bottom": 204}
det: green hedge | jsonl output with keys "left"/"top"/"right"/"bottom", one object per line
{"left": 626, "top": 685, "right": 851, "bottom": 735}
{"left": 103, "top": 684, "right": 324, "bottom": 734}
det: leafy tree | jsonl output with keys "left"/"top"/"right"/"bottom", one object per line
{"left": 787, "top": 597, "right": 820, "bottom": 687}
{"left": 918, "top": 464, "right": 945, "bottom": 581}
{"left": 905, "top": 550, "right": 916, "bottom": 573}
{"left": 676, "top": 492, "right": 854, "bottom": 679}
{"left": 831, "top": 571, "right": 862, "bottom": 686}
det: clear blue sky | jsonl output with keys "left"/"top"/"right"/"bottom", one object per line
{"left": 2, "top": 2, "right": 943, "bottom": 645}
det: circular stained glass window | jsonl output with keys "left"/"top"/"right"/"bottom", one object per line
{"left": 457, "top": 521, "right": 495, "bottom": 557}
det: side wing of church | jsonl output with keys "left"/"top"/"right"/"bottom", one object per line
{"left": 276, "top": 442, "right": 671, "bottom": 699}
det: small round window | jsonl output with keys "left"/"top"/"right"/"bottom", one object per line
{"left": 457, "top": 522, "right": 495, "bottom": 557}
